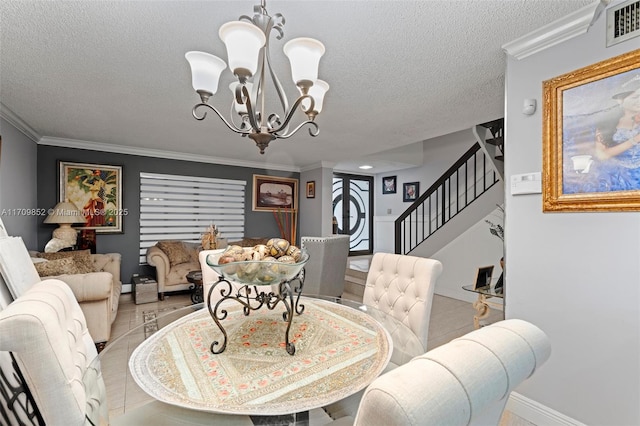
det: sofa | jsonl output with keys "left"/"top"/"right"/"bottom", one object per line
{"left": 147, "top": 238, "right": 271, "bottom": 299}
{"left": 30, "top": 249, "right": 122, "bottom": 347}
{"left": 146, "top": 241, "right": 203, "bottom": 300}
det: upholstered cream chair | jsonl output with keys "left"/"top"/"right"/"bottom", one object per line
{"left": 147, "top": 241, "right": 203, "bottom": 299}
{"left": 0, "top": 279, "right": 107, "bottom": 424}
{"left": 37, "top": 252, "right": 122, "bottom": 346}
{"left": 0, "top": 279, "right": 253, "bottom": 425}
{"left": 329, "top": 319, "right": 551, "bottom": 426}
{"left": 363, "top": 252, "right": 443, "bottom": 349}
{"left": 300, "top": 235, "right": 350, "bottom": 297}
{"left": 324, "top": 252, "right": 442, "bottom": 419}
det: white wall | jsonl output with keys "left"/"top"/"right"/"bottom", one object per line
{"left": 0, "top": 118, "right": 38, "bottom": 249}
{"left": 375, "top": 129, "right": 477, "bottom": 216}
{"left": 505, "top": 13, "right": 640, "bottom": 426}
{"left": 431, "top": 207, "right": 504, "bottom": 303}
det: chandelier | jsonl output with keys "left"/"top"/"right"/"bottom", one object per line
{"left": 185, "top": 0, "right": 329, "bottom": 154}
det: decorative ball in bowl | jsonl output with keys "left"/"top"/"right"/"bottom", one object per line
{"left": 206, "top": 238, "right": 309, "bottom": 286}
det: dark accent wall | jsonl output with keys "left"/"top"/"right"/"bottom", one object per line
{"left": 37, "top": 145, "right": 299, "bottom": 284}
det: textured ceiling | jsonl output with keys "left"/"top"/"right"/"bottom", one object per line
{"left": 0, "top": 0, "right": 595, "bottom": 173}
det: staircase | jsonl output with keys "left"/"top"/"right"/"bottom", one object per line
{"left": 395, "top": 119, "right": 505, "bottom": 256}
{"left": 343, "top": 267, "right": 367, "bottom": 299}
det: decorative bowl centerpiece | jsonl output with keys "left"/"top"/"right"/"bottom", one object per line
{"left": 206, "top": 238, "right": 309, "bottom": 286}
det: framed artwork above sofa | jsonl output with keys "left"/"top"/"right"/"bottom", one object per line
{"left": 59, "top": 161, "right": 124, "bottom": 233}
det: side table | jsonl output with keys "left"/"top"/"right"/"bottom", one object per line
{"left": 462, "top": 285, "right": 504, "bottom": 329}
{"left": 186, "top": 270, "right": 203, "bottom": 304}
{"left": 132, "top": 275, "right": 158, "bottom": 304}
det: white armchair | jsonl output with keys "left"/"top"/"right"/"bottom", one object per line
{"left": 300, "top": 235, "right": 350, "bottom": 297}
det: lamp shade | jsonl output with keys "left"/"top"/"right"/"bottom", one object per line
{"left": 302, "top": 79, "right": 329, "bottom": 114}
{"left": 283, "top": 37, "right": 325, "bottom": 85}
{"left": 185, "top": 51, "right": 227, "bottom": 95}
{"left": 44, "top": 201, "right": 85, "bottom": 224}
{"left": 219, "top": 21, "right": 266, "bottom": 77}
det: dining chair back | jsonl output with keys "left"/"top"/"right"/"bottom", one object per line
{"left": 0, "top": 279, "right": 107, "bottom": 425}
{"left": 199, "top": 249, "right": 280, "bottom": 306}
{"left": 300, "top": 235, "right": 350, "bottom": 297}
{"left": 363, "top": 252, "right": 443, "bottom": 348}
{"left": 0, "top": 278, "right": 255, "bottom": 425}
{"left": 352, "top": 319, "right": 551, "bottom": 426}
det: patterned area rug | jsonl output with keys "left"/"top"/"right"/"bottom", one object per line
{"left": 130, "top": 298, "right": 392, "bottom": 416}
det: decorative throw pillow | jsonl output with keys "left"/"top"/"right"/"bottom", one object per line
{"left": 34, "top": 257, "right": 83, "bottom": 277}
{"left": 37, "top": 249, "right": 96, "bottom": 274}
{"left": 157, "top": 241, "right": 192, "bottom": 266}
{"left": 189, "top": 245, "right": 202, "bottom": 264}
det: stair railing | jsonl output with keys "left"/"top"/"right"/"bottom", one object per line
{"left": 394, "top": 142, "right": 499, "bottom": 254}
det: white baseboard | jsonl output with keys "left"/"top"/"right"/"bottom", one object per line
{"left": 507, "top": 392, "right": 585, "bottom": 426}
{"left": 122, "top": 284, "right": 132, "bottom": 294}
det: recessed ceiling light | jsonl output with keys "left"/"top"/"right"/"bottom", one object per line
{"left": 359, "top": 165, "right": 373, "bottom": 170}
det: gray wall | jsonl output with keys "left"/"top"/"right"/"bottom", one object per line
{"left": 0, "top": 117, "right": 38, "bottom": 248}
{"left": 299, "top": 167, "right": 324, "bottom": 237}
{"left": 36, "top": 145, "right": 299, "bottom": 284}
{"left": 505, "top": 15, "right": 639, "bottom": 426}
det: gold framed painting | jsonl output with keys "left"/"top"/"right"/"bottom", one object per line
{"left": 252, "top": 174, "right": 298, "bottom": 212}
{"left": 543, "top": 49, "right": 640, "bottom": 212}
{"left": 59, "top": 161, "right": 124, "bottom": 233}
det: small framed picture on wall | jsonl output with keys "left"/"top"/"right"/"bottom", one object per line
{"left": 403, "top": 182, "right": 419, "bottom": 202}
{"left": 306, "top": 181, "right": 316, "bottom": 198}
{"left": 382, "top": 176, "right": 397, "bottom": 194}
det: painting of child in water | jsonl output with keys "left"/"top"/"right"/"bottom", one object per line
{"left": 561, "top": 71, "right": 640, "bottom": 195}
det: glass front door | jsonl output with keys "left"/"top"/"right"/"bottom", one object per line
{"left": 332, "top": 173, "right": 373, "bottom": 255}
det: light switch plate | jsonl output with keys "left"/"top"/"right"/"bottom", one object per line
{"left": 511, "top": 172, "right": 542, "bottom": 195}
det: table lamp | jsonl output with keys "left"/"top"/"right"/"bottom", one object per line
{"left": 43, "top": 201, "right": 86, "bottom": 252}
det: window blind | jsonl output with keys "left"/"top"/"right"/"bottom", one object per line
{"left": 139, "top": 172, "right": 246, "bottom": 264}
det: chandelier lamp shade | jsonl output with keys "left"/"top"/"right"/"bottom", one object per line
{"left": 185, "top": 0, "right": 329, "bottom": 154}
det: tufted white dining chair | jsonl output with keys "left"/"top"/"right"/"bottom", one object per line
{"left": 363, "top": 252, "right": 443, "bottom": 349}
{"left": 324, "top": 252, "right": 443, "bottom": 420}
{"left": 0, "top": 279, "right": 253, "bottom": 425}
{"left": 329, "top": 319, "right": 552, "bottom": 426}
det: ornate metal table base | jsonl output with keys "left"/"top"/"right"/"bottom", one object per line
{"left": 205, "top": 275, "right": 305, "bottom": 355}
{"left": 186, "top": 271, "right": 204, "bottom": 304}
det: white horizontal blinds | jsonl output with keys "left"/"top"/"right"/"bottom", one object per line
{"left": 139, "top": 172, "right": 246, "bottom": 264}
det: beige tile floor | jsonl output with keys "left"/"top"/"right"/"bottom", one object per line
{"left": 103, "top": 257, "right": 528, "bottom": 425}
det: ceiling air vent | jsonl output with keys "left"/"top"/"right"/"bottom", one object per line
{"left": 607, "top": 0, "right": 640, "bottom": 46}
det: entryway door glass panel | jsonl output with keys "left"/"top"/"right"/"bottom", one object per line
{"left": 332, "top": 174, "right": 373, "bottom": 255}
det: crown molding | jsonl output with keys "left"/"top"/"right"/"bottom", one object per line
{"left": 0, "top": 103, "right": 41, "bottom": 142}
{"left": 299, "top": 161, "right": 337, "bottom": 172}
{"left": 502, "top": 2, "right": 600, "bottom": 59}
{"left": 37, "top": 136, "right": 301, "bottom": 173}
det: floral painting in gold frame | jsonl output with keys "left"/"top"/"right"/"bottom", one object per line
{"left": 59, "top": 161, "right": 124, "bottom": 233}
{"left": 543, "top": 49, "right": 640, "bottom": 212}
{"left": 252, "top": 174, "right": 298, "bottom": 212}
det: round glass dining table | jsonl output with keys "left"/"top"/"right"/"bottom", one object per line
{"left": 95, "top": 295, "right": 424, "bottom": 425}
